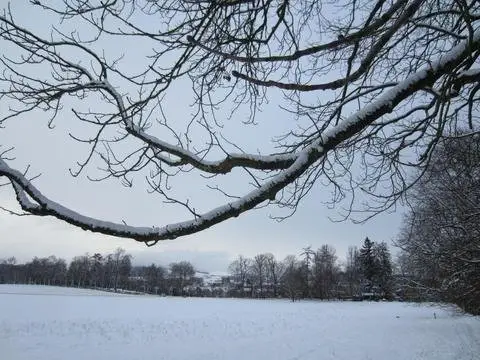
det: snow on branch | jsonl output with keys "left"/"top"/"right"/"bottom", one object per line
{"left": 1, "top": 0, "right": 480, "bottom": 245}
{"left": 1, "top": 29, "right": 478, "bottom": 244}
{"left": 126, "top": 123, "right": 297, "bottom": 173}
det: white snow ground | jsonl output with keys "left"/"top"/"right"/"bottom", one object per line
{"left": 1, "top": 285, "right": 479, "bottom": 360}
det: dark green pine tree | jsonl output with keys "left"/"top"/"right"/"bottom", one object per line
{"left": 359, "top": 237, "right": 377, "bottom": 286}
{"left": 374, "top": 242, "right": 393, "bottom": 297}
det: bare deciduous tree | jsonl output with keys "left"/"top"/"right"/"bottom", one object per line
{"left": 228, "top": 255, "right": 251, "bottom": 295}
{"left": 265, "top": 253, "right": 284, "bottom": 297}
{"left": 111, "top": 247, "right": 131, "bottom": 292}
{"left": 251, "top": 253, "right": 268, "bottom": 297}
{"left": 396, "top": 135, "right": 480, "bottom": 314}
{"left": 281, "top": 255, "right": 304, "bottom": 302}
{"left": 0, "top": 1, "right": 479, "bottom": 245}
{"left": 312, "top": 245, "right": 339, "bottom": 299}
{"left": 345, "top": 246, "right": 362, "bottom": 297}
{"left": 169, "top": 260, "right": 195, "bottom": 295}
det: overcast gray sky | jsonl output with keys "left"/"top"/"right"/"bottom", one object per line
{"left": 0, "top": 186, "right": 403, "bottom": 273}
{"left": 0, "top": 1, "right": 405, "bottom": 273}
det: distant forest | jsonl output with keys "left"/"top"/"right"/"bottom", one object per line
{"left": 2, "top": 228, "right": 479, "bottom": 315}
{"left": 1, "top": 238, "right": 397, "bottom": 301}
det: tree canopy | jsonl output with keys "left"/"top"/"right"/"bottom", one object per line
{"left": 396, "top": 135, "right": 480, "bottom": 314}
{"left": 0, "top": 0, "right": 479, "bottom": 245}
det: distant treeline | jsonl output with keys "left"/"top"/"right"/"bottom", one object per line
{"left": 227, "top": 239, "right": 394, "bottom": 301}
{"left": 1, "top": 238, "right": 401, "bottom": 301}
{"left": 0, "top": 248, "right": 198, "bottom": 296}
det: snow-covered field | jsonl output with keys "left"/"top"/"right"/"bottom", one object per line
{"left": 1, "top": 285, "right": 479, "bottom": 360}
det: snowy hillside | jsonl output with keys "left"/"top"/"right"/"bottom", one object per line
{"left": 195, "top": 271, "right": 225, "bottom": 286}
{"left": 1, "top": 285, "right": 479, "bottom": 360}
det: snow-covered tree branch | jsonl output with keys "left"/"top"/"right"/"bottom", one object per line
{"left": 1, "top": 0, "right": 479, "bottom": 245}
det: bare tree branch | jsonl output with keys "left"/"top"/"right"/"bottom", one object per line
{"left": 0, "top": 0, "right": 479, "bottom": 245}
